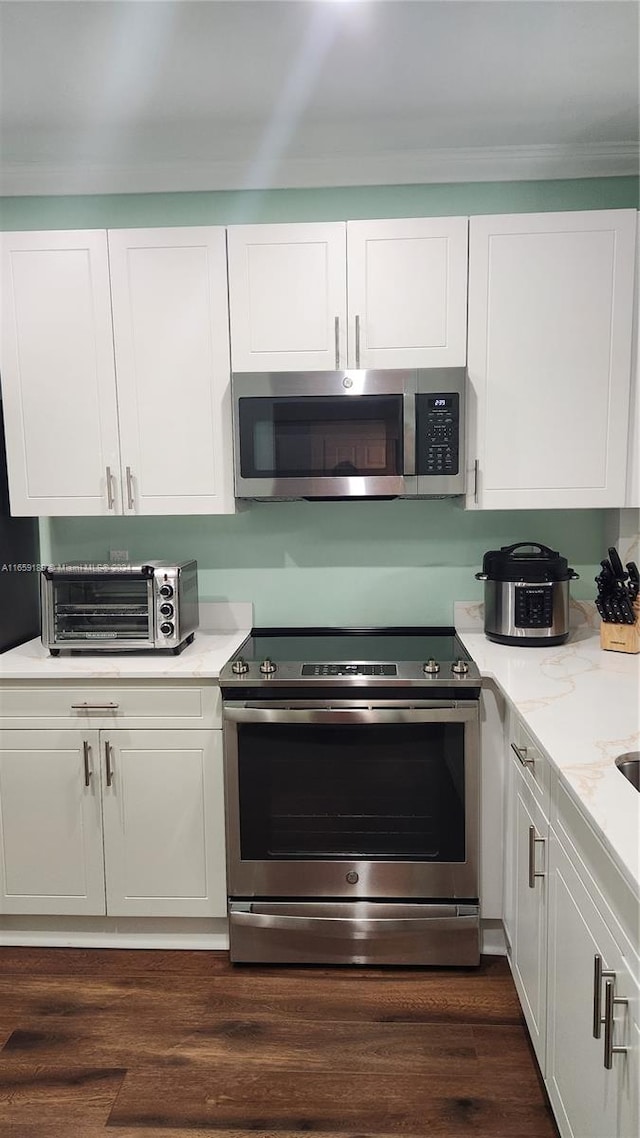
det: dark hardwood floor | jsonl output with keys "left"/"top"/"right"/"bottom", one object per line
{"left": 0, "top": 948, "right": 559, "bottom": 1137}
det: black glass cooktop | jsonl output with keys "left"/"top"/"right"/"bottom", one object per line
{"left": 238, "top": 627, "right": 469, "bottom": 664}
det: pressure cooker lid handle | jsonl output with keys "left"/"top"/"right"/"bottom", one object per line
{"left": 500, "top": 541, "right": 557, "bottom": 558}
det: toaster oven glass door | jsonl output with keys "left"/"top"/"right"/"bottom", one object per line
{"left": 50, "top": 576, "right": 154, "bottom": 645}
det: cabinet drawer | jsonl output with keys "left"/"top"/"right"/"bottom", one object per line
{"left": 509, "top": 714, "right": 550, "bottom": 816}
{"left": 0, "top": 681, "right": 221, "bottom": 729}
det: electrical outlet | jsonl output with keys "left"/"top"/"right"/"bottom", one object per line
{"left": 110, "top": 549, "right": 129, "bottom": 563}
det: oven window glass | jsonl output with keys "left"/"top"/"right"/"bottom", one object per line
{"left": 52, "top": 578, "right": 152, "bottom": 641}
{"left": 237, "top": 722, "right": 465, "bottom": 861}
{"left": 238, "top": 395, "right": 403, "bottom": 479}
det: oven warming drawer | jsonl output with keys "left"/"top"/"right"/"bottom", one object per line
{"left": 229, "top": 900, "right": 480, "bottom": 966}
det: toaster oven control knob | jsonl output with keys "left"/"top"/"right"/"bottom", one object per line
{"left": 259, "top": 657, "right": 277, "bottom": 675}
{"left": 452, "top": 658, "right": 469, "bottom": 675}
{"left": 159, "top": 583, "right": 174, "bottom": 598}
{"left": 423, "top": 657, "right": 440, "bottom": 674}
{"left": 160, "top": 621, "right": 174, "bottom": 637}
{"left": 231, "top": 657, "right": 249, "bottom": 675}
{"left": 159, "top": 602, "right": 174, "bottom": 618}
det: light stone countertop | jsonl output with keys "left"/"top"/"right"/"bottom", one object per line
{"left": 455, "top": 601, "right": 640, "bottom": 898}
{"left": 0, "top": 628, "right": 252, "bottom": 680}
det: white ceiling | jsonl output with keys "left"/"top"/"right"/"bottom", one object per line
{"left": 0, "top": 0, "right": 638, "bottom": 196}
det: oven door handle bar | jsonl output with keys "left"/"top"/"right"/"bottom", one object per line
{"left": 230, "top": 909, "right": 478, "bottom": 936}
{"left": 223, "top": 704, "right": 478, "bottom": 725}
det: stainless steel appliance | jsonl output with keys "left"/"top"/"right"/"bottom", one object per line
{"left": 220, "top": 628, "right": 481, "bottom": 966}
{"left": 232, "top": 369, "right": 465, "bottom": 499}
{"left": 40, "top": 560, "right": 198, "bottom": 654}
{"left": 0, "top": 398, "right": 40, "bottom": 652}
{"left": 476, "top": 542, "right": 578, "bottom": 647}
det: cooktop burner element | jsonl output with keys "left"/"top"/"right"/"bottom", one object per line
{"left": 219, "top": 626, "right": 481, "bottom": 696}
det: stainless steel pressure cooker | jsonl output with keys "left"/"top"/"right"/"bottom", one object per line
{"left": 476, "top": 542, "right": 579, "bottom": 646}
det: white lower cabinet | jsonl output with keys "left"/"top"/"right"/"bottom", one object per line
{"left": 503, "top": 710, "right": 639, "bottom": 1138}
{"left": 0, "top": 726, "right": 227, "bottom": 919}
{"left": 509, "top": 766, "right": 549, "bottom": 1069}
{"left": 547, "top": 831, "right": 639, "bottom": 1138}
{"left": 0, "top": 730, "right": 106, "bottom": 915}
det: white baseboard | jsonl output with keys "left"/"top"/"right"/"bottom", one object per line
{"left": 481, "top": 919, "right": 507, "bottom": 956}
{"left": 0, "top": 915, "right": 229, "bottom": 950}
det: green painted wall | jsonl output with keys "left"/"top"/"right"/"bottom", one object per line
{"left": 1, "top": 176, "right": 637, "bottom": 229}
{"left": 9, "top": 176, "right": 634, "bottom": 626}
{"left": 44, "top": 504, "right": 606, "bottom": 627}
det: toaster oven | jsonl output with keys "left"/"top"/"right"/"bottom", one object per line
{"left": 40, "top": 561, "right": 198, "bottom": 654}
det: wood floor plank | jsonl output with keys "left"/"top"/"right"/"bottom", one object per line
{"left": 0, "top": 1061, "right": 125, "bottom": 1130}
{"left": 108, "top": 1066, "right": 558, "bottom": 1136}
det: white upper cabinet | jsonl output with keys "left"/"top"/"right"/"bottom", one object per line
{"left": 227, "top": 222, "right": 347, "bottom": 371}
{"left": 0, "top": 230, "right": 121, "bottom": 516}
{"left": 466, "top": 209, "right": 637, "bottom": 509}
{"left": 346, "top": 217, "right": 468, "bottom": 369}
{"left": 227, "top": 217, "right": 468, "bottom": 372}
{"left": 0, "top": 227, "right": 235, "bottom": 516}
{"left": 108, "top": 227, "right": 234, "bottom": 515}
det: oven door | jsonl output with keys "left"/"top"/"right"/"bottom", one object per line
{"left": 223, "top": 701, "right": 479, "bottom": 902}
{"left": 232, "top": 371, "right": 417, "bottom": 498}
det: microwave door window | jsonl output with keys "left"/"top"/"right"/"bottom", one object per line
{"left": 239, "top": 396, "right": 403, "bottom": 479}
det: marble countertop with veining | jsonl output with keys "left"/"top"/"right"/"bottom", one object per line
{"left": 455, "top": 601, "right": 640, "bottom": 897}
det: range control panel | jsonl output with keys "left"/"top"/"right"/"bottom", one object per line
{"left": 515, "top": 584, "right": 554, "bottom": 628}
{"left": 416, "top": 392, "right": 460, "bottom": 477}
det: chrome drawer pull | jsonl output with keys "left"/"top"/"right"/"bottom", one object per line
{"left": 355, "top": 313, "right": 361, "bottom": 368}
{"left": 593, "top": 955, "right": 615, "bottom": 1038}
{"left": 105, "top": 466, "right": 115, "bottom": 510}
{"left": 528, "top": 825, "right": 545, "bottom": 889}
{"left": 82, "top": 740, "right": 92, "bottom": 788}
{"left": 105, "top": 740, "right": 114, "bottom": 788}
{"left": 125, "top": 466, "right": 135, "bottom": 510}
{"left": 71, "top": 702, "right": 119, "bottom": 711}
{"left": 334, "top": 316, "right": 340, "bottom": 368}
{"left": 603, "top": 978, "right": 627, "bottom": 1069}
{"left": 511, "top": 741, "right": 535, "bottom": 768}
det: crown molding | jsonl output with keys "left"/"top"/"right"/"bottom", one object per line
{"left": 1, "top": 142, "right": 637, "bottom": 197}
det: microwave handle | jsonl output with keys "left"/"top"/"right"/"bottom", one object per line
{"left": 403, "top": 393, "right": 416, "bottom": 476}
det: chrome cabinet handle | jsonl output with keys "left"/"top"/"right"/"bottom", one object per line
{"left": 528, "top": 825, "right": 545, "bottom": 889}
{"left": 106, "top": 466, "right": 115, "bottom": 510}
{"left": 593, "top": 955, "right": 616, "bottom": 1038}
{"left": 355, "top": 314, "right": 361, "bottom": 368}
{"left": 105, "top": 740, "right": 114, "bottom": 788}
{"left": 125, "top": 466, "right": 135, "bottom": 510}
{"left": 603, "top": 978, "right": 627, "bottom": 1069}
{"left": 71, "top": 703, "right": 119, "bottom": 711}
{"left": 334, "top": 316, "right": 340, "bottom": 368}
{"left": 473, "top": 459, "right": 479, "bottom": 505}
{"left": 82, "top": 740, "right": 92, "bottom": 788}
{"left": 511, "top": 742, "right": 535, "bottom": 768}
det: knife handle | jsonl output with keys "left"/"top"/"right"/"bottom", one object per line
{"left": 608, "top": 547, "right": 626, "bottom": 581}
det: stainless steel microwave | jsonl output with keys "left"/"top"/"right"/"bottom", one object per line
{"left": 231, "top": 369, "right": 466, "bottom": 499}
{"left": 40, "top": 561, "right": 198, "bottom": 655}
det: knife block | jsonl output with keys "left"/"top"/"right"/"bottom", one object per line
{"left": 600, "top": 600, "right": 640, "bottom": 653}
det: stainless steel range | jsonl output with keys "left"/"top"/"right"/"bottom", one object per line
{"left": 220, "top": 628, "right": 481, "bottom": 967}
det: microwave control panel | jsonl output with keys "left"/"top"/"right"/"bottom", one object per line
{"left": 416, "top": 392, "right": 460, "bottom": 476}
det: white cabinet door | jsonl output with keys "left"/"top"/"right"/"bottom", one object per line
{"left": 0, "top": 730, "right": 105, "bottom": 915}
{"left": 108, "top": 227, "right": 235, "bottom": 515}
{"left": 227, "top": 222, "right": 347, "bottom": 371}
{"left": 0, "top": 230, "right": 122, "bottom": 516}
{"left": 626, "top": 217, "right": 639, "bottom": 507}
{"left": 547, "top": 831, "right": 637, "bottom": 1138}
{"left": 346, "top": 217, "right": 468, "bottom": 368}
{"left": 467, "top": 210, "right": 637, "bottom": 509}
{"left": 100, "top": 729, "right": 227, "bottom": 918}
{"left": 510, "top": 769, "right": 549, "bottom": 1071}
